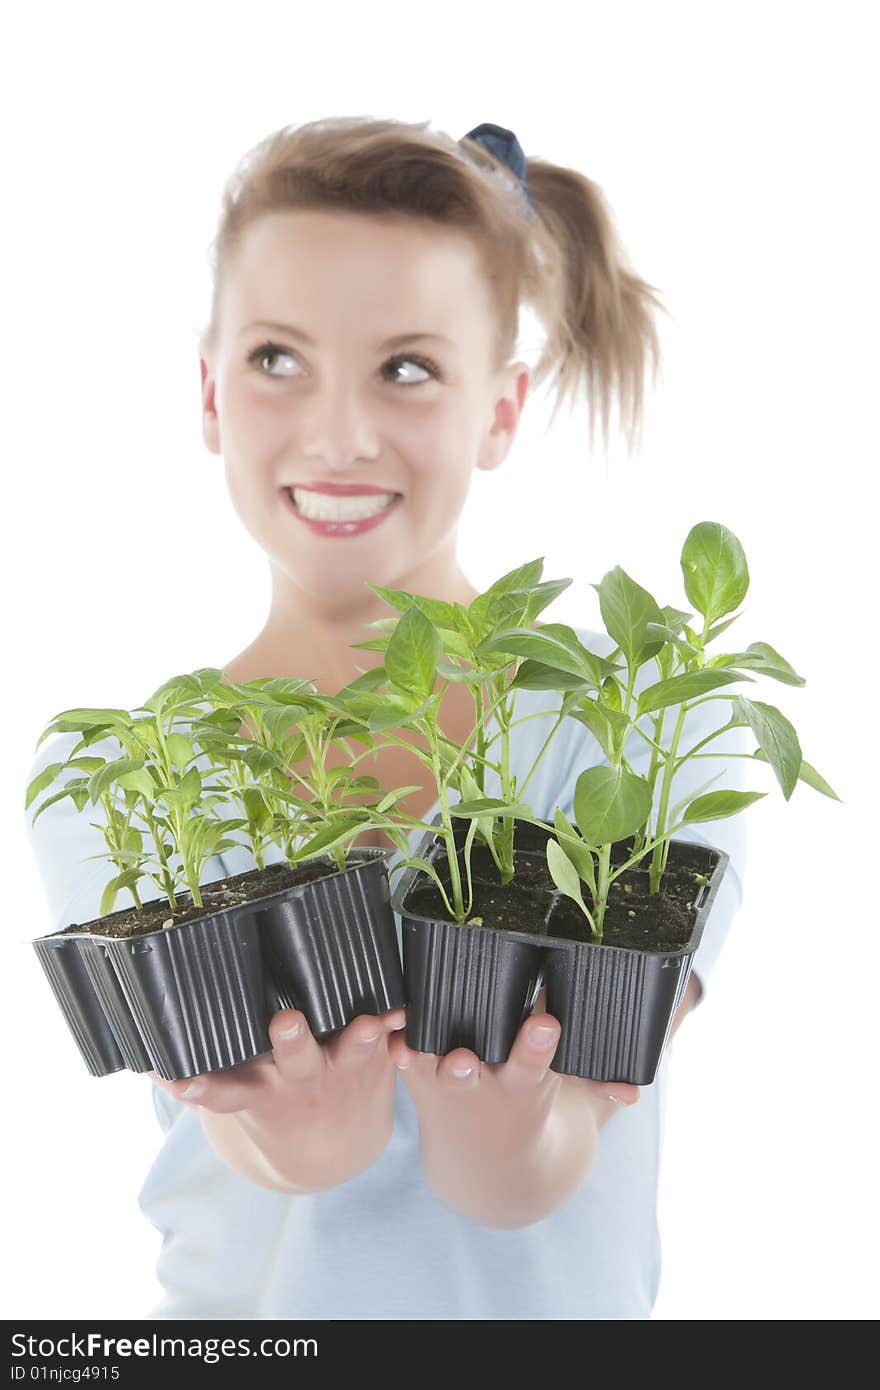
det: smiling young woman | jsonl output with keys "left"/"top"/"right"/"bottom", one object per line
{"left": 25, "top": 114, "right": 737, "bottom": 1325}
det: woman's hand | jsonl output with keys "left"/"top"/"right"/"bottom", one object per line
{"left": 387, "top": 1001, "right": 639, "bottom": 1227}
{"left": 147, "top": 1005, "right": 406, "bottom": 1193}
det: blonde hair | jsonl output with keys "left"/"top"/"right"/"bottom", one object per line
{"left": 199, "top": 115, "right": 665, "bottom": 456}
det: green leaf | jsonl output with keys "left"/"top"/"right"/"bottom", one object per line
{"left": 510, "top": 659, "right": 593, "bottom": 692}
{"left": 35, "top": 709, "right": 128, "bottom": 750}
{"left": 680, "top": 522, "right": 749, "bottom": 627}
{"left": 436, "top": 661, "right": 489, "bottom": 684}
{"left": 141, "top": 673, "right": 203, "bottom": 714}
{"left": 65, "top": 756, "right": 107, "bottom": 775}
{"left": 679, "top": 789, "right": 767, "bottom": 825}
{"left": 28, "top": 783, "right": 83, "bottom": 823}
{"left": 592, "top": 566, "right": 666, "bottom": 671}
{"left": 732, "top": 696, "right": 802, "bottom": 800}
{"left": 467, "top": 559, "right": 545, "bottom": 637}
{"left": 88, "top": 758, "right": 146, "bottom": 804}
{"left": 257, "top": 677, "right": 317, "bottom": 703}
{"left": 388, "top": 855, "right": 450, "bottom": 898}
{"left": 24, "top": 762, "right": 65, "bottom": 811}
{"left": 180, "top": 765, "right": 202, "bottom": 804}
{"left": 334, "top": 774, "right": 381, "bottom": 795}
{"left": 385, "top": 607, "right": 442, "bottom": 699}
{"left": 601, "top": 676, "right": 623, "bottom": 712}
{"left": 242, "top": 786, "right": 272, "bottom": 831}
{"left": 643, "top": 622, "right": 701, "bottom": 665}
{"left": 116, "top": 767, "right": 157, "bottom": 799}
{"left": 707, "top": 641, "right": 805, "bottom": 687}
{"left": 545, "top": 840, "right": 590, "bottom": 914}
{"left": 433, "top": 630, "right": 473, "bottom": 661}
{"left": 335, "top": 666, "right": 390, "bottom": 697}
{"left": 374, "top": 785, "right": 423, "bottom": 814}
{"left": 457, "top": 766, "right": 495, "bottom": 845}
{"left": 166, "top": 733, "right": 195, "bottom": 768}
{"left": 572, "top": 765, "right": 654, "bottom": 846}
{"left": 477, "top": 624, "right": 601, "bottom": 683}
{"left": 365, "top": 584, "right": 461, "bottom": 635}
{"left": 98, "top": 868, "right": 143, "bottom": 918}
{"left": 122, "top": 826, "right": 143, "bottom": 855}
{"left": 750, "top": 749, "right": 842, "bottom": 801}
{"left": 521, "top": 578, "right": 573, "bottom": 623}
{"left": 368, "top": 690, "right": 441, "bottom": 733}
{"left": 452, "top": 798, "right": 531, "bottom": 818}
{"left": 191, "top": 666, "right": 226, "bottom": 690}
{"left": 297, "top": 818, "right": 366, "bottom": 860}
{"left": 553, "top": 807, "right": 596, "bottom": 896}
{"left": 637, "top": 668, "right": 751, "bottom": 716}
{"left": 566, "top": 700, "right": 625, "bottom": 761}
{"left": 704, "top": 613, "right": 744, "bottom": 644}
{"left": 161, "top": 764, "right": 203, "bottom": 811}
{"left": 659, "top": 606, "right": 695, "bottom": 634}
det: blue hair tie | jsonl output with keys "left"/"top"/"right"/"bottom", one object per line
{"left": 463, "top": 122, "right": 534, "bottom": 210}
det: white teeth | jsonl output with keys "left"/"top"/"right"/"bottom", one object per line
{"left": 291, "top": 489, "right": 398, "bottom": 521}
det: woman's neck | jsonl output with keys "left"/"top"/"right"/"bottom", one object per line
{"left": 223, "top": 571, "right": 482, "bottom": 692}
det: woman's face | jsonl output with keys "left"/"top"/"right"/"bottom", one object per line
{"left": 200, "top": 209, "right": 529, "bottom": 607}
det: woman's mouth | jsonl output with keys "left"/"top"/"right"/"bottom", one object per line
{"left": 283, "top": 487, "right": 402, "bottom": 537}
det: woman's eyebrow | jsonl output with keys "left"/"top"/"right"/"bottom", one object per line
{"left": 239, "top": 320, "right": 457, "bottom": 350}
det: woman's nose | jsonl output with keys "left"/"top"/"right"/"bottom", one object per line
{"left": 300, "top": 383, "right": 380, "bottom": 464}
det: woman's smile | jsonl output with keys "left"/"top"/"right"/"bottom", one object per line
{"left": 282, "top": 485, "right": 403, "bottom": 537}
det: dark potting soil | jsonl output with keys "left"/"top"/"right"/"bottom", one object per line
{"left": 405, "top": 877, "right": 554, "bottom": 936}
{"left": 58, "top": 858, "right": 339, "bottom": 940}
{"left": 545, "top": 868, "right": 698, "bottom": 950}
{"left": 406, "top": 845, "right": 712, "bottom": 952}
{"left": 435, "top": 844, "right": 557, "bottom": 892}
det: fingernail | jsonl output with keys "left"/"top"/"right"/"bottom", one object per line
{"left": 450, "top": 1063, "right": 474, "bottom": 1079}
{"left": 180, "top": 1081, "right": 204, "bottom": 1101}
{"left": 528, "top": 1024, "right": 557, "bottom": 1048}
{"left": 358, "top": 1032, "right": 381, "bottom": 1045}
{"left": 395, "top": 1057, "right": 410, "bottom": 1070}
{"left": 277, "top": 1021, "right": 302, "bottom": 1041}
{"left": 606, "top": 1094, "right": 623, "bottom": 1105}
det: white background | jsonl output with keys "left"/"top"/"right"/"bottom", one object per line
{"left": 3, "top": 0, "right": 876, "bottom": 1321}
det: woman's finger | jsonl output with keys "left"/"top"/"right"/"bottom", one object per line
{"left": 269, "top": 1009, "right": 326, "bottom": 1083}
{"left": 497, "top": 1013, "right": 561, "bottom": 1092}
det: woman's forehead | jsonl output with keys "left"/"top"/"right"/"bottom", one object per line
{"left": 224, "top": 211, "right": 493, "bottom": 343}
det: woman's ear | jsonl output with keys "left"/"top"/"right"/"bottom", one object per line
{"left": 476, "top": 361, "right": 531, "bottom": 474}
{"left": 200, "top": 353, "right": 221, "bottom": 455}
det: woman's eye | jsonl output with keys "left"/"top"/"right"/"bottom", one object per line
{"left": 247, "top": 342, "right": 438, "bottom": 385}
{"left": 382, "top": 355, "right": 438, "bottom": 385}
{"left": 248, "top": 343, "right": 299, "bottom": 377}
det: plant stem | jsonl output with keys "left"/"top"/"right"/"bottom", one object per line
{"left": 648, "top": 703, "right": 689, "bottom": 892}
{"left": 474, "top": 679, "right": 487, "bottom": 795}
{"left": 430, "top": 714, "right": 465, "bottom": 921}
{"left": 671, "top": 716, "right": 738, "bottom": 771}
{"left": 593, "top": 842, "right": 612, "bottom": 940}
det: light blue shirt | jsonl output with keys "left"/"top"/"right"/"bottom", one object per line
{"left": 24, "top": 625, "right": 748, "bottom": 1319}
